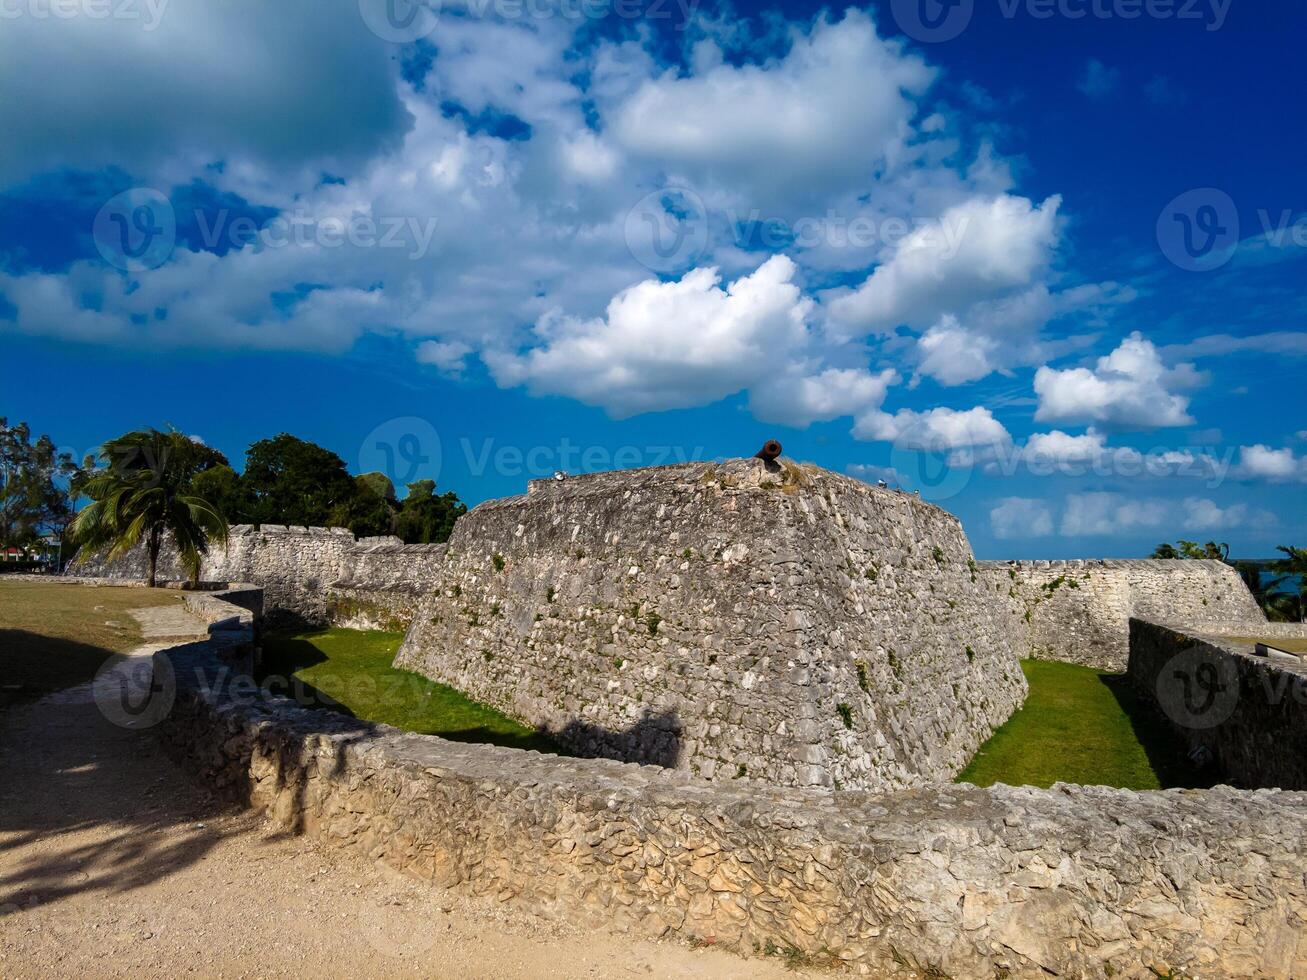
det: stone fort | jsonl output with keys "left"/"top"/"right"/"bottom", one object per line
{"left": 75, "top": 452, "right": 1307, "bottom": 976}
{"left": 79, "top": 453, "right": 1263, "bottom": 792}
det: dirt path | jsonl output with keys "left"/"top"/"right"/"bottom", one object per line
{"left": 0, "top": 607, "right": 821, "bottom": 979}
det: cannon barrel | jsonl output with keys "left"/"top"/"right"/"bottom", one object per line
{"left": 753, "top": 439, "right": 783, "bottom": 462}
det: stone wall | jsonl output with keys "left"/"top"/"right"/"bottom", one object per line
{"left": 73, "top": 525, "right": 446, "bottom": 629}
{"left": 395, "top": 458, "right": 1028, "bottom": 793}
{"left": 1128, "top": 619, "right": 1307, "bottom": 789}
{"left": 154, "top": 625, "right": 1307, "bottom": 980}
{"left": 71, "top": 459, "right": 1270, "bottom": 790}
{"left": 978, "top": 559, "right": 1265, "bottom": 670}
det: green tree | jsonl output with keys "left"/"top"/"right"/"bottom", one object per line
{"left": 328, "top": 474, "right": 398, "bottom": 537}
{"left": 0, "top": 418, "right": 78, "bottom": 557}
{"left": 190, "top": 464, "right": 250, "bottom": 525}
{"left": 1149, "top": 540, "right": 1229, "bottom": 561}
{"left": 395, "top": 479, "right": 466, "bottom": 544}
{"left": 1270, "top": 546, "right": 1307, "bottom": 622}
{"left": 241, "top": 433, "right": 356, "bottom": 527}
{"left": 70, "top": 428, "right": 229, "bottom": 587}
{"left": 356, "top": 471, "right": 396, "bottom": 503}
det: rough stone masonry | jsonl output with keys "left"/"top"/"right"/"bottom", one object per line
{"left": 76, "top": 454, "right": 1272, "bottom": 793}
{"left": 396, "top": 457, "right": 1028, "bottom": 792}
{"left": 155, "top": 610, "right": 1307, "bottom": 980}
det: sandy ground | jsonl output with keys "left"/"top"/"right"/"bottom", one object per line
{"left": 0, "top": 606, "right": 823, "bottom": 979}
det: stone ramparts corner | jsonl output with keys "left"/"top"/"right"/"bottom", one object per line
{"left": 142, "top": 587, "right": 1307, "bottom": 979}
{"left": 1128, "top": 618, "right": 1307, "bottom": 789}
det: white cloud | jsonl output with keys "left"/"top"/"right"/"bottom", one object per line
{"left": 1034, "top": 332, "right": 1196, "bottom": 429}
{"left": 990, "top": 498, "right": 1054, "bottom": 539}
{"left": 1059, "top": 492, "right": 1271, "bottom": 536}
{"left": 416, "top": 340, "right": 473, "bottom": 376}
{"left": 608, "top": 10, "right": 934, "bottom": 208}
{"left": 0, "top": 0, "right": 412, "bottom": 191}
{"left": 827, "top": 193, "right": 1062, "bottom": 335}
{"left": 852, "top": 405, "right": 1010, "bottom": 449}
{"left": 1181, "top": 498, "right": 1266, "bottom": 532}
{"left": 486, "top": 255, "right": 812, "bottom": 418}
{"left": 914, "top": 316, "right": 1000, "bottom": 386}
{"left": 1237, "top": 445, "right": 1305, "bottom": 481}
{"left": 1024, "top": 429, "right": 1110, "bottom": 464}
{"left": 751, "top": 367, "right": 899, "bottom": 428}
{"left": 1162, "top": 332, "right": 1307, "bottom": 359}
{"left": 1060, "top": 493, "right": 1171, "bottom": 536}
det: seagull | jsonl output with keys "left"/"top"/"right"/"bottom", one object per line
{"left": 553, "top": 470, "right": 567, "bottom": 481}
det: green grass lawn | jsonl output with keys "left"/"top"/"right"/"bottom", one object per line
{"left": 0, "top": 579, "right": 184, "bottom": 701}
{"left": 959, "top": 659, "right": 1213, "bottom": 790}
{"left": 258, "top": 628, "right": 562, "bottom": 754}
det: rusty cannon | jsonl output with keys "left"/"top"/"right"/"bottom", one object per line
{"left": 753, "top": 439, "right": 782, "bottom": 462}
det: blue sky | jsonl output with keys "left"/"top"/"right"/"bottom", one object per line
{"left": 2, "top": 0, "right": 1303, "bottom": 559}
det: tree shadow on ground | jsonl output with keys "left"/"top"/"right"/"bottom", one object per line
{"left": 1099, "top": 673, "right": 1222, "bottom": 789}
{"left": 0, "top": 633, "right": 243, "bottom": 911}
{"left": 0, "top": 628, "right": 121, "bottom": 709}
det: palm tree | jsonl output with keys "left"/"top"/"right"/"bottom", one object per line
{"left": 1150, "top": 540, "right": 1230, "bottom": 561}
{"left": 70, "top": 429, "right": 229, "bottom": 587}
{"left": 1271, "top": 545, "right": 1307, "bottom": 623}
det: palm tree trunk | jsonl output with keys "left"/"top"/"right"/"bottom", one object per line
{"left": 147, "top": 527, "right": 161, "bottom": 588}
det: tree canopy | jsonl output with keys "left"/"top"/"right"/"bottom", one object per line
{"left": 1149, "top": 540, "right": 1229, "bottom": 561}
{"left": 241, "top": 433, "right": 357, "bottom": 528}
{"left": 70, "top": 428, "right": 229, "bottom": 586}
{"left": 0, "top": 418, "right": 78, "bottom": 554}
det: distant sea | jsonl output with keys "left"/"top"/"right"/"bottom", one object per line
{"left": 1236, "top": 560, "right": 1302, "bottom": 595}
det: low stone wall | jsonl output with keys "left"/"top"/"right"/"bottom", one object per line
{"left": 150, "top": 626, "right": 1307, "bottom": 979}
{"left": 1128, "top": 619, "right": 1307, "bottom": 790}
{"left": 73, "top": 526, "right": 445, "bottom": 629}
{"left": 979, "top": 560, "right": 1265, "bottom": 671}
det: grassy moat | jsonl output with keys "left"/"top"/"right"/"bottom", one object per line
{"left": 2, "top": 578, "right": 1212, "bottom": 790}
{"left": 258, "top": 628, "right": 563, "bottom": 754}
{"left": 959, "top": 659, "right": 1214, "bottom": 790}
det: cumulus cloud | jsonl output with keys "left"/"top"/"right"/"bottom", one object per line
{"left": 1034, "top": 332, "right": 1197, "bottom": 429}
{"left": 608, "top": 10, "right": 934, "bottom": 208}
{"left": 1060, "top": 493, "right": 1173, "bottom": 536}
{"left": 1004, "top": 430, "right": 1227, "bottom": 482}
{"left": 852, "top": 405, "right": 1011, "bottom": 449}
{"left": 1237, "top": 444, "right": 1306, "bottom": 481}
{"left": 828, "top": 193, "right": 1062, "bottom": 335}
{"left": 1023, "top": 429, "right": 1110, "bottom": 464}
{"left": 1059, "top": 492, "right": 1271, "bottom": 536}
{"left": 751, "top": 367, "right": 899, "bottom": 428}
{"left": 416, "top": 340, "right": 473, "bottom": 376}
{"left": 914, "top": 316, "right": 1001, "bottom": 386}
{"left": 0, "top": 0, "right": 412, "bottom": 191}
{"left": 990, "top": 498, "right": 1054, "bottom": 539}
{"left": 486, "top": 255, "right": 812, "bottom": 418}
